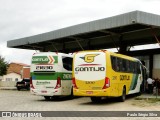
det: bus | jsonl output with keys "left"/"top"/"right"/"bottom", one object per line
{"left": 72, "top": 50, "right": 146, "bottom": 102}
{"left": 30, "top": 52, "right": 73, "bottom": 100}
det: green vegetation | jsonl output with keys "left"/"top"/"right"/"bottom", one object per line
{"left": 133, "top": 97, "right": 160, "bottom": 107}
{"left": 135, "top": 97, "right": 160, "bottom": 101}
{"left": 0, "top": 56, "right": 8, "bottom": 76}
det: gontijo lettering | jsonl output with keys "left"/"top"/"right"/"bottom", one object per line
{"left": 75, "top": 67, "right": 105, "bottom": 71}
{"left": 120, "top": 75, "right": 130, "bottom": 80}
{"left": 32, "top": 56, "right": 58, "bottom": 64}
{"left": 32, "top": 57, "right": 48, "bottom": 62}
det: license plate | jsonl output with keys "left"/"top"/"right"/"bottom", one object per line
{"left": 41, "top": 90, "right": 47, "bottom": 93}
{"left": 86, "top": 91, "right": 93, "bottom": 94}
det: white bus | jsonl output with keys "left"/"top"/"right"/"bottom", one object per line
{"left": 30, "top": 52, "right": 73, "bottom": 100}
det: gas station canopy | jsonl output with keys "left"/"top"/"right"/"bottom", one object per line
{"left": 7, "top": 11, "right": 160, "bottom": 53}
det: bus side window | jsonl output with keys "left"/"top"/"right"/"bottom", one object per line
{"left": 118, "top": 58, "right": 123, "bottom": 72}
{"left": 62, "top": 57, "right": 73, "bottom": 71}
{"left": 136, "top": 62, "right": 141, "bottom": 74}
{"left": 122, "top": 59, "right": 127, "bottom": 72}
{"left": 132, "top": 62, "right": 140, "bottom": 74}
{"left": 116, "top": 58, "right": 120, "bottom": 71}
{"left": 126, "top": 60, "right": 130, "bottom": 72}
{"left": 130, "top": 61, "right": 134, "bottom": 73}
{"left": 111, "top": 56, "right": 117, "bottom": 71}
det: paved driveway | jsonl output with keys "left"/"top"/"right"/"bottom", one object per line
{"left": 0, "top": 90, "right": 159, "bottom": 120}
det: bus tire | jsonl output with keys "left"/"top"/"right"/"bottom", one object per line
{"left": 17, "top": 88, "right": 20, "bottom": 91}
{"left": 119, "top": 87, "right": 126, "bottom": 102}
{"left": 91, "top": 97, "right": 101, "bottom": 103}
{"left": 51, "top": 96, "right": 59, "bottom": 100}
{"left": 70, "top": 87, "right": 73, "bottom": 98}
{"left": 44, "top": 96, "right": 51, "bottom": 100}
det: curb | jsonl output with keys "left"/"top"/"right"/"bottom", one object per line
{"left": 0, "top": 87, "right": 17, "bottom": 90}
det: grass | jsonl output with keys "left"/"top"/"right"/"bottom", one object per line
{"left": 132, "top": 97, "right": 160, "bottom": 107}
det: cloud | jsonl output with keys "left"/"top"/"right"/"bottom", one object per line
{"left": 0, "top": 43, "right": 35, "bottom": 64}
{"left": 0, "top": 0, "right": 160, "bottom": 64}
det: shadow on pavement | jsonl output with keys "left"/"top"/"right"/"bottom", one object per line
{"left": 79, "top": 94, "right": 138, "bottom": 105}
{"left": 34, "top": 93, "right": 139, "bottom": 103}
{"left": 35, "top": 96, "right": 81, "bottom": 102}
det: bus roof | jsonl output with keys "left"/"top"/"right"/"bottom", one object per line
{"left": 74, "top": 50, "right": 140, "bottom": 62}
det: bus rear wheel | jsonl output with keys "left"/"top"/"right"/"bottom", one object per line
{"left": 91, "top": 97, "right": 102, "bottom": 103}
{"left": 44, "top": 96, "right": 51, "bottom": 100}
{"left": 69, "top": 87, "right": 74, "bottom": 99}
{"left": 51, "top": 96, "right": 60, "bottom": 100}
{"left": 119, "top": 87, "right": 126, "bottom": 102}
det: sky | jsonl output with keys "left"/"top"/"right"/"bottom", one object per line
{"left": 0, "top": 0, "right": 160, "bottom": 65}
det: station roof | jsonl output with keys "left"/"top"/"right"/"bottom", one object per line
{"left": 7, "top": 11, "right": 160, "bottom": 52}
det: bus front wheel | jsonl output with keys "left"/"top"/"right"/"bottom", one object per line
{"left": 70, "top": 87, "right": 74, "bottom": 98}
{"left": 119, "top": 87, "right": 126, "bottom": 102}
{"left": 44, "top": 96, "right": 51, "bottom": 100}
{"left": 91, "top": 97, "right": 102, "bottom": 103}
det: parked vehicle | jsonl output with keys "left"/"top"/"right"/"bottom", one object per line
{"left": 30, "top": 52, "right": 73, "bottom": 100}
{"left": 72, "top": 50, "right": 146, "bottom": 102}
{"left": 16, "top": 79, "right": 30, "bottom": 91}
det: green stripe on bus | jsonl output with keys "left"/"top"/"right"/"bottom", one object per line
{"left": 130, "top": 74, "right": 138, "bottom": 90}
{"left": 31, "top": 72, "right": 72, "bottom": 80}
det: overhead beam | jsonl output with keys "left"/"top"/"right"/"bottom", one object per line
{"left": 127, "top": 48, "right": 160, "bottom": 56}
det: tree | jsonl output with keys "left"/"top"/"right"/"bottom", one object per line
{"left": 0, "top": 56, "right": 8, "bottom": 76}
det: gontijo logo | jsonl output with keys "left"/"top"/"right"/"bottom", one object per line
{"left": 80, "top": 54, "right": 99, "bottom": 63}
{"left": 32, "top": 56, "right": 58, "bottom": 64}
{"left": 75, "top": 54, "right": 105, "bottom": 72}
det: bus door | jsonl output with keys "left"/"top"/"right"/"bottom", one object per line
{"left": 61, "top": 55, "right": 73, "bottom": 95}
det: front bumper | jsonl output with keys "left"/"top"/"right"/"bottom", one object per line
{"left": 73, "top": 88, "right": 110, "bottom": 97}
